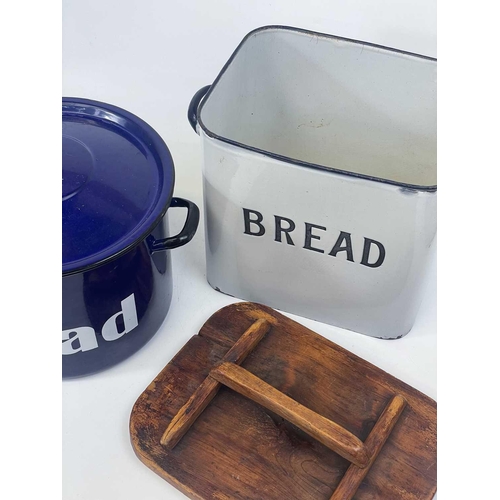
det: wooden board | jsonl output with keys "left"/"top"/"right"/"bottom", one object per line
{"left": 130, "top": 302, "right": 437, "bottom": 500}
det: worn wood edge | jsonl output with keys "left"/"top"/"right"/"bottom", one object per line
{"left": 198, "top": 302, "right": 437, "bottom": 497}
{"left": 131, "top": 301, "right": 436, "bottom": 418}
{"left": 129, "top": 303, "right": 437, "bottom": 499}
{"left": 160, "top": 318, "right": 272, "bottom": 449}
{"left": 424, "top": 484, "right": 438, "bottom": 500}
{"left": 129, "top": 336, "right": 214, "bottom": 500}
{"left": 201, "top": 302, "right": 437, "bottom": 409}
{"left": 129, "top": 335, "right": 201, "bottom": 456}
{"left": 129, "top": 430, "right": 206, "bottom": 500}
{"left": 330, "top": 395, "right": 407, "bottom": 500}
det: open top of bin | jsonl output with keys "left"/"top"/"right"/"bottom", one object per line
{"left": 198, "top": 26, "right": 437, "bottom": 191}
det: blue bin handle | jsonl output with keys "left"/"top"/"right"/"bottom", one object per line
{"left": 188, "top": 85, "right": 211, "bottom": 134}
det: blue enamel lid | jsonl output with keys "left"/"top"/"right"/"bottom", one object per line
{"left": 62, "top": 98, "right": 175, "bottom": 275}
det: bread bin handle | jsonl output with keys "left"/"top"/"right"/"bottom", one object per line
{"left": 188, "top": 85, "right": 211, "bottom": 134}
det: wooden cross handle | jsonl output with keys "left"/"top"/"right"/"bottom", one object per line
{"left": 330, "top": 394, "right": 406, "bottom": 500}
{"left": 160, "top": 316, "right": 407, "bottom": 500}
{"left": 211, "top": 362, "right": 370, "bottom": 468}
{"left": 160, "top": 318, "right": 272, "bottom": 448}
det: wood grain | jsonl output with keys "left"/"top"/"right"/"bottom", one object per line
{"left": 211, "top": 362, "right": 369, "bottom": 468}
{"left": 330, "top": 395, "right": 407, "bottom": 500}
{"left": 130, "top": 302, "right": 437, "bottom": 500}
{"left": 160, "top": 318, "right": 271, "bottom": 448}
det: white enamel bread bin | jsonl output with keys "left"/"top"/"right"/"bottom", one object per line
{"left": 189, "top": 26, "right": 436, "bottom": 339}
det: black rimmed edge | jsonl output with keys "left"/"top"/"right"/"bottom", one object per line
{"left": 193, "top": 25, "right": 437, "bottom": 193}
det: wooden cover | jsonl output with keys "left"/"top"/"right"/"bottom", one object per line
{"left": 130, "top": 302, "right": 437, "bottom": 500}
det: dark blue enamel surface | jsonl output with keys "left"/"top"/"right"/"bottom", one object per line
{"left": 62, "top": 217, "right": 173, "bottom": 378}
{"left": 62, "top": 98, "right": 175, "bottom": 274}
{"left": 62, "top": 98, "right": 200, "bottom": 377}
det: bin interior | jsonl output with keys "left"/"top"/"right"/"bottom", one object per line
{"left": 200, "top": 27, "right": 437, "bottom": 188}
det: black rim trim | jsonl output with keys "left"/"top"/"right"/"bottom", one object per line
{"left": 197, "top": 25, "right": 437, "bottom": 193}
{"left": 62, "top": 97, "right": 175, "bottom": 277}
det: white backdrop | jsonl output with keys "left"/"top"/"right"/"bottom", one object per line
{"left": 63, "top": 1, "right": 436, "bottom": 499}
